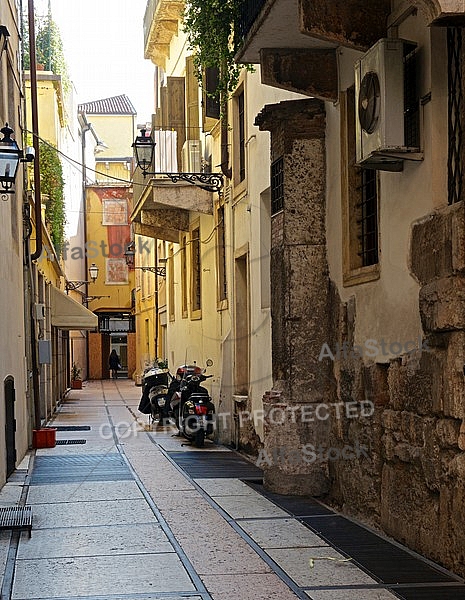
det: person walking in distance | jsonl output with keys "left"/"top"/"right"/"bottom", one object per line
{"left": 109, "top": 349, "right": 121, "bottom": 379}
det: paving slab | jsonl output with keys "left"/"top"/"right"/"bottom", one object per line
{"left": 17, "top": 523, "right": 173, "bottom": 559}
{"left": 195, "top": 478, "right": 259, "bottom": 496}
{"left": 201, "top": 572, "right": 300, "bottom": 600}
{"left": 12, "top": 553, "right": 196, "bottom": 598}
{"left": 239, "top": 517, "right": 330, "bottom": 549}
{"left": 211, "top": 493, "right": 289, "bottom": 519}
{"left": 31, "top": 498, "right": 157, "bottom": 529}
{"left": 0, "top": 483, "right": 24, "bottom": 505}
{"left": 306, "top": 589, "right": 398, "bottom": 600}
{"left": 27, "top": 480, "right": 143, "bottom": 504}
{"left": 266, "top": 546, "right": 377, "bottom": 587}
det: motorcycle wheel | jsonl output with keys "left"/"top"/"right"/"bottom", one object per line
{"left": 194, "top": 429, "right": 205, "bottom": 448}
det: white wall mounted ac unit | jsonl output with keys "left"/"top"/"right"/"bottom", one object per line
{"left": 355, "top": 38, "right": 421, "bottom": 171}
{"left": 182, "top": 140, "right": 202, "bottom": 173}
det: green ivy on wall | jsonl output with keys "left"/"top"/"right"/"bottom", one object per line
{"left": 22, "top": 2, "right": 71, "bottom": 94}
{"left": 183, "top": 0, "right": 252, "bottom": 114}
{"left": 39, "top": 141, "right": 66, "bottom": 251}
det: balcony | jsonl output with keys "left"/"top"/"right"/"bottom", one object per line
{"left": 144, "top": 0, "right": 184, "bottom": 68}
{"left": 235, "top": 0, "right": 336, "bottom": 64}
{"left": 236, "top": 0, "right": 394, "bottom": 64}
{"left": 130, "top": 126, "right": 214, "bottom": 242}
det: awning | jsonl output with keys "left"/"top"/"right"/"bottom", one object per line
{"left": 51, "top": 287, "right": 98, "bottom": 330}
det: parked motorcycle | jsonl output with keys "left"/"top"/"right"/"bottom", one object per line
{"left": 138, "top": 365, "right": 172, "bottom": 425}
{"left": 169, "top": 361, "right": 215, "bottom": 447}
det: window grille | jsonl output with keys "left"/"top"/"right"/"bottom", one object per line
{"left": 357, "top": 169, "right": 378, "bottom": 267}
{"left": 448, "top": 27, "right": 463, "bottom": 205}
{"left": 271, "top": 157, "right": 284, "bottom": 215}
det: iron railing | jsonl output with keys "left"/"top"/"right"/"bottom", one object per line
{"left": 235, "top": 0, "right": 267, "bottom": 47}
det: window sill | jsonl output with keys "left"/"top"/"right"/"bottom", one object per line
{"left": 343, "top": 263, "right": 380, "bottom": 287}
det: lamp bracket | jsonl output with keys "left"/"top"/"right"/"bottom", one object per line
{"left": 141, "top": 171, "right": 223, "bottom": 193}
{"left": 132, "top": 266, "right": 166, "bottom": 277}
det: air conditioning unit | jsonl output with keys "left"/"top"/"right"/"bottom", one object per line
{"left": 182, "top": 140, "right": 202, "bottom": 173}
{"left": 355, "top": 38, "right": 420, "bottom": 171}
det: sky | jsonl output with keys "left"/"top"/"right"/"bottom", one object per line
{"left": 36, "top": 0, "right": 155, "bottom": 124}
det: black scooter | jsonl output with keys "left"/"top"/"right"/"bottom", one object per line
{"left": 170, "top": 363, "right": 215, "bottom": 447}
{"left": 138, "top": 366, "right": 172, "bottom": 425}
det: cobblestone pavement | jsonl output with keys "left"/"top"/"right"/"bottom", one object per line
{"left": 0, "top": 380, "right": 462, "bottom": 600}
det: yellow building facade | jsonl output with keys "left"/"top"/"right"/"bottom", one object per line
{"left": 78, "top": 96, "right": 137, "bottom": 378}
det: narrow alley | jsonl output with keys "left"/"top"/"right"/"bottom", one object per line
{"left": 0, "top": 380, "right": 463, "bottom": 600}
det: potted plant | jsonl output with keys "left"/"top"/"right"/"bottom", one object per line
{"left": 71, "top": 362, "right": 82, "bottom": 389}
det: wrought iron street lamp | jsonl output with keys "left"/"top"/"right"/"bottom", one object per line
{"left": 0, "top": 124, "right": 34, "bottom": 198}
{"left": 124, "top": 242, "right": 166, "bottom": 277}
{"left": 132, "top": 128, "right": 223, "bottom": 193}
{"left": 65, "top": 263, "right": 99, "bottom": 292}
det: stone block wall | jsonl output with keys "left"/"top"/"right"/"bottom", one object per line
{"left": 325, "top": 202, "right": 465, "bottom": 576}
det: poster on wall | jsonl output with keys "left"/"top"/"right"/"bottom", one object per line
{"left": 102, "top": 199, "right": 128, "bottom": 225}
{"left": 106, "top": 258, "right": 128, "bottom": 284}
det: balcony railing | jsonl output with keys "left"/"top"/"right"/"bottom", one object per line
{"left": 235, "top": 0, "right": 267, "bottom": 47}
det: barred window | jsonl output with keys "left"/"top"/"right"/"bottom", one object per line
{"left": 448, "top": 27, "right": 463, "bottom": 205}
{"left": 271, "top": 157, "right": 284, "bottom": 215}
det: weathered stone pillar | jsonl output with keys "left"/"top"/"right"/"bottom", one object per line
{"left": 255, "top": 99, "right": 333, "bottom": 495}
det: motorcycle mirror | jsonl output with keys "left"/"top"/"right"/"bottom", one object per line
{"left": 206, "top": 359, "right": 213, "bottom": 367}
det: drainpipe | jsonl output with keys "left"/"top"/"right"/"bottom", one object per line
{"left": 25, "top": 0, "right": 43, "bottom": 430}
{"left": 28, "top": 0, "right": 42, "bottom": 262}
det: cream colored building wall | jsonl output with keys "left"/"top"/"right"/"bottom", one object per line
{"left": 86, "top": 114, "right": 136, "bottom": 159}
{"left": 325, "top": 10, "right": 447, "bottom": 362}
{"left": 0, "top": 0, "right": 29, "bottom": 483}
{"left": 143, "top": 5, "right": 307, "bottom": 442}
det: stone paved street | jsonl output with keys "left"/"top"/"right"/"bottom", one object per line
{"left": 0, "top": 380, "right": 463, "bottom": 600}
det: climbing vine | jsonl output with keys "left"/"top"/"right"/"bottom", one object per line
{"left": 22, "top": 3, "right": 71, "bottom": 94}
{"left": 183, "top": 0, "right": 252, "bottom": 114}
{"left": 39, "top": 141, "right": 66, "bottom": 251}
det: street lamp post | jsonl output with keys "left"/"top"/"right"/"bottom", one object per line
{"left": 65, "top": 263, "right": 99, "bottom": 292}
{"left": 132, "top": 128, "right": 223, "bottom": 193}
{"left": 0, "top": 124, "right": 35, "bottom": 200}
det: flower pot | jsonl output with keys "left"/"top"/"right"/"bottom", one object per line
{"left": 33, "top": 428, "right": 56, "bottom": 448}
{"left": 71, "top": 379, "right": 82, "bottom": 389}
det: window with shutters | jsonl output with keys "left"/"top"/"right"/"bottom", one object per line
{"left": 341, "top": 86, "right": 380, "bottom": 286}
{"left": 203, "top": 66, "right": 220, "bottom": 132}
{"left": 190, "top": 224, "right": 202, "bottom": 318}
{"left": 186, "top": 56, "right": 200, "bottom": 141}
{"left": 168, "top": 244, "right": 175, "bottom": 322}
{"left": 181, "top": 234, "right": 188, "bottom": 318}
{"left": 233, "top": 86, "right": 246, "bottom": 188}
{"left": 216, "top": 203, "right": 227, "bottom": 306}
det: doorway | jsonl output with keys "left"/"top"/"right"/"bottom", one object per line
{"left": 111, "top": 335, "right": 128, "bottom": 378}
{"left": 234, "top": 253, "right": 249, "bottom": 395}
{"left": 4, "top": 377, "right": 16, "bottom": 478}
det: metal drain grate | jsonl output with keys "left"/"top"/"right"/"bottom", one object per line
{"left": 168, "top": 451, "right": 263, "bottom": 479}
{"left": 30, "top": 454, "right": 133, "bottom": 484}
{"left": 246, "top": 482, "right": 465, "bottom": 598}
{"left": 0, "top": 506, "right": 32, "bottom": 537}
{"left": 55, "top": 439, "right": 87, "bottom": 445}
